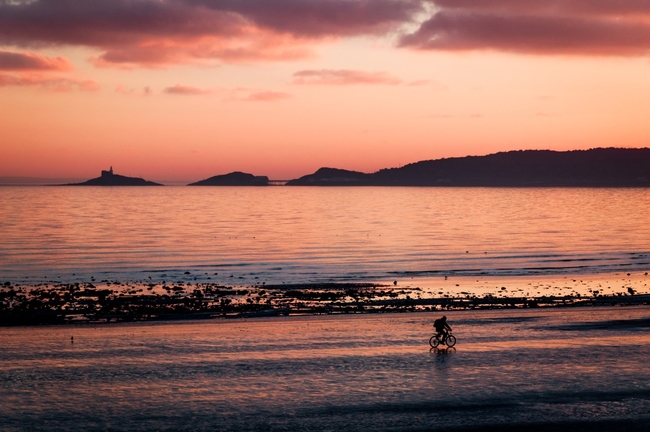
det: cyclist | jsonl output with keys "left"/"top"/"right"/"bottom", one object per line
{"left": 433, "top": 315, "right": 452, "bottom": 342}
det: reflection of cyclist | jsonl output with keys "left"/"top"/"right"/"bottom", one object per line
{"left": 434, "top": 316, "right": 452, "bottom": 342}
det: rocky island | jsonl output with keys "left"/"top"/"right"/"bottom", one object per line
{"left": 67, "top": 167, "right": 162, "bottom": 186}
{"left": 188, "top": 171, "right": 269, "bottom": 186}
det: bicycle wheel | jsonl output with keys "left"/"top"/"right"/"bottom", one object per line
{"left": 445, "top": 335, "right": 456, "bottom": 348}
{"left": 429, "top": 335, "right": 440, "bottom": 348}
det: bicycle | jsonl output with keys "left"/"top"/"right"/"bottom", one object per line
{"left": 429, "top": 331, "right": 456, "bottom": 348}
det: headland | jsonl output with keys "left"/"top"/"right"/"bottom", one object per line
{"left": 287, "top": 148, "right": 650, "bottom": 186}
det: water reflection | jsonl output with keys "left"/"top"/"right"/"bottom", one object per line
{"left": 2, "top": 187, "right": 650, "bottom": 286}
{"left": 430, "top": 347, "right": 456, "bottom": 355}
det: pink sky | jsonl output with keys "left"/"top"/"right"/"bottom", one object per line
{"left": 2, "top": 0, "right": 650, "bottom": 183}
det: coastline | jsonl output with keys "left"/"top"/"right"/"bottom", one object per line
{"left": 2, "top": 272, "right": 649, "bottom": 326}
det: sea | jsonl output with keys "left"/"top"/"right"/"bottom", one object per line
{"left": 1, "top": 186, "right": 650, "bottom": 286}
{"left": 1, "top": 186, "right": 650, "bottom": 431}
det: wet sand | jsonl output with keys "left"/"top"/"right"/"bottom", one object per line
{"left": 1, "top": 307, "right": 649, "bottom": 431}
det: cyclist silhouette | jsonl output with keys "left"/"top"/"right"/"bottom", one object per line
{"left": 433, "top": 316, "right": 452, "bottom": 342}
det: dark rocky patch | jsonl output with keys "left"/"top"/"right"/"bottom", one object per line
{"left": 2, "top": 281, "right": 649, "bottom": 326}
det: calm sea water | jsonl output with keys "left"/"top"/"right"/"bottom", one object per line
{"left": 1, "top": 186, "right": 650, "bottom": 286}
{"left": 1, "top": 307, "right": 649, "bottom": 431}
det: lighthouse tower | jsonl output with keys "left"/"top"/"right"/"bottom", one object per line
{"left": 101, "top": 166, "right": 113, "bottom": 177}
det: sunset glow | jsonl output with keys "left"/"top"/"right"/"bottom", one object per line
{"left": 2, "top": 0, "right": 650, "bottom": 183}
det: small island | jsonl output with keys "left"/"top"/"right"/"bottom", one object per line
{"left": 66, "top": 167, "right": 162, "bottom": 186}
{"left": 188, "top": 171, "right": 269, "bottom": 186}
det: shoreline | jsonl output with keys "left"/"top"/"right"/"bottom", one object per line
{"left": 2, "top": 272, "right": 649, "bottom": 326}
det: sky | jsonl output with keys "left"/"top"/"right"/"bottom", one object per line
{"left": 2, "top": 0, "right": 650, "bottom": 183}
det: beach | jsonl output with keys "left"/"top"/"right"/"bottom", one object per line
{"left": 1, "top": 306, "right": 650, "bottom": 431}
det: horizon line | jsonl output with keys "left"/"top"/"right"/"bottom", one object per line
{"left": 2, "top": 146, "right": 648, "bottom": 186}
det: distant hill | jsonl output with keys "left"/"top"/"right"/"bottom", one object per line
{"left": 287, "top": 148, "right": 650, "bottom": 187}
{"left": 285, "top": 168, "right": 369, "bottom": 186}
{"left": 66, "top": 167, "right": 162, "bottom": 186}
{"left": 188, "top": 171, "right": 269, "bottom": 186}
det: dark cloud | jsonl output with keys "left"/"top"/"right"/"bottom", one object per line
{"left": 0, "top": 51, "right": 73, "bottom": 71}
{"left": 196, "top": 0, "right": 423, "bottom": 37}
{"left": 431, "top": 0, "right": 650, "bottom": 16}
{"left": 401, "top": 1, "right": 650, "bottom": 55}
{"left": 0, "top": 0, "right": 243, "bottom": 46}
{"left": 4, "top": 0, "right": 646, "bottom": 64}
{"left": 0, "top": 49, "right": 91, "bottom": 91}
{"left": 0, "top": 0, "right": 422, "bottom": 67}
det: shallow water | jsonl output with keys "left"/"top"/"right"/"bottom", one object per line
{"left": 1, "top": 306, "right": 649, "bottom": 431}
{"left": 1, "top": 187, "right": 650, "bottom": 287}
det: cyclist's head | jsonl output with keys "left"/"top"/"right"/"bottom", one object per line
{"left": 442, "top": 315, "right": 447, "bottom": 320}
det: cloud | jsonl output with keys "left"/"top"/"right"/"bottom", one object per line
{"left": 115, "top": 84, "right": 135, "bottom": 95}
{"left": 244, "top": 91, "right": 291, "bottom": 101}
{"left": 293, "top": 69, "right": 401, "bottom": 85}
{"left": 431, "top": 0, "right": 650, "bottom": 16}
{"left": 209, "top": 0, "right": 423, "bottom": 37}
{"left": 0, "top": 0, "right": 423, "bottom": 67}
{"left": 115, "top": 84, "right": 153, "bottom": 96}
{"left": 160, "top": 85, "right": 290, "bottom": 100}
{"left": 0, "top": 51, "right": 74, "bottom": 71}
{"left": 0, "top": 73, "right": 99, "bottom": 91}
{"left": 0, "top": 50, "right": 95, "bottom": 92}
{"left": 0, "top": 49, "right": 96, "bottom": 91}
{"left": 5, "top": 0, "right": 644, "bottom": 66}
{"left": 400, "top": 1, "right": 650, "bottom": 56}
{"left": 163, "top": 84, "right": 211, "bottom": 95}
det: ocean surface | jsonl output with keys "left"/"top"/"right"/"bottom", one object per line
{"left": 1, "top": 186, "right": 649, "bottom": 286}
{"left": 1, "top": 307, "right": 650, "bottom": 431}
